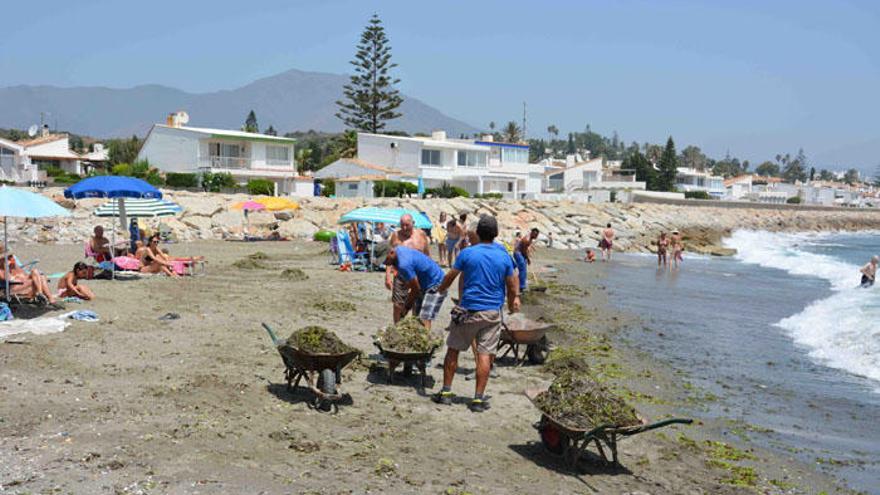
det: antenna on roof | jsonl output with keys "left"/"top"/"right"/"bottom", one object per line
{"left": 27, "top": 125, "right": 38, "bottom": 137}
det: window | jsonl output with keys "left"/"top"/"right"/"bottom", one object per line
{"left": 421, "top": 149, "right": 441, "bottom": 166}
{"left": 266, "top": 145, "right": 290, "bottom": 164}
{"left": 457, "top": 150, "right": 487, "bottom": 167}
{"left": 0, "top": 147, "right": 13, "bottom": 168}
{"left": 347, "top": 183, "right": 358, "bottom": 191}
{"left": 209, "top": 142, "right": 242, "bottom": 157}
{"left": 501, "top": 147, "right": 528, "bottom": 164}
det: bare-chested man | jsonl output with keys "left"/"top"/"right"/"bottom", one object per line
{"left": 860, "top": 255, "right": 878, "bottom": 288}
{"left": 514, "top": 228, "right": 539, "bottom": 292}
{"left": 385, "top": 214, "right": 430, "bottom": 322}
{"left": 599, "top": 223, "right": 614, "bottom": 262}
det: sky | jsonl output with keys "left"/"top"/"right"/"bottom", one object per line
{"left": 1, "top": 0, "right": 879, "bottom": 172}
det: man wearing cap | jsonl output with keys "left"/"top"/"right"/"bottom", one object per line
{"left": 386, "top": 214, "right": 430, "bottom": 323}
{"left": 432, "top": 214, "right": 520, "bottom": 413}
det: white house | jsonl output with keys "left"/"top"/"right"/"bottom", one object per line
{"left": 542, "top": 154, "right": 645, "bottom": 202}
{"left": 355, "top": 131, "right": 543, "bottom": 198}
{"left": 0, "top": 130, "right": 86, "bottom": 184}
{"left": 137, "top": 113, "right": 309, "bottom": 196}
{"left": 675, "top": 167, "right": 725, "bottom": 197}
{"left": 315, "top": 157, "right": 408, "bottom": 181}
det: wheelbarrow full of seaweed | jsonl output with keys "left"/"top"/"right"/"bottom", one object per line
{"left": 524, "top": 374, "right": 692, "bottom": 468}
{"left": 373, "top": 317, "right": 442, "bottom": 389}
{"left": 262, "top": 323, "right": 360, "bottom": 413}
{"left": 497, "top": 315, "right": 553, "bottom": 366}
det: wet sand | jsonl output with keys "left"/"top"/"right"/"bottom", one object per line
{"left": 0, "top": 241, "right": 854, "bottom": 494}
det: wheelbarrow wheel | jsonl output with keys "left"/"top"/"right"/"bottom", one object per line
{"left": 526, "top": 336, "right": 549, "bottom": 365}
{"left": 539, "top": 415, "right": 569, "bottom": 455}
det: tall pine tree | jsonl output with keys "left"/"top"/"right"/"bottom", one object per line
{"left": 657, "top": 136, "right": 679, "bottom": 191}
{"left": 335, "top": 14, "right": 403, "bottom": 133}
{"left": 244, "top": 110, "right": 259, "bottom": 133}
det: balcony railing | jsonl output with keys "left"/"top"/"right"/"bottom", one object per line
{"left": 200, "top": 156, "right": 252, "bottom": 169}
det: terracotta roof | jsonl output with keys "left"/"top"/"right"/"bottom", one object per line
{"left": 18, "top": 133, "right": 67, "bottom": 147}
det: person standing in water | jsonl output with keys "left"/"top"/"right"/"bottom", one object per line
{"left": 860, "top": 256, "right": 878, "bottom": 287}
{"left": 598, "top": 223, "right": 615, "bottom": 261}
{"left": 671, "top": 230, "right": 684, "bottom": 268}
{"left": 657, "top": 232, "right": 669, "bottom": 268}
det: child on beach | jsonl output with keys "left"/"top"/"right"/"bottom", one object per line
{"left": 57, "top": 262, "right": 95, "bottom": 300}
{"left": 584, "top": 248, "right": 596, "bottom": 263}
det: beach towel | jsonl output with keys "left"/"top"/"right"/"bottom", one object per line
{"left": 112, "top": 256, "right": 141, "bottom": 271}
{"left": 68, "top": 310, "right": 99, "bottom": 322}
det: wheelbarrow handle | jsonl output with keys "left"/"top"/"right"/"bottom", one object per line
{"left": 261, "top": 322, "right": 283, "bottom": 346}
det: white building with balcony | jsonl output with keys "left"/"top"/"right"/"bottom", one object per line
{"left": 542, "top": 154, "right": 646, "bottom": 202}
{"left": 675, "top": 168, "right": 725, "bottom": 198}
{"left": 355, "top": 131, "right": 543, "bottom": 198}
{"left": 137, "top": 119, "right": 306, "bottom": 195}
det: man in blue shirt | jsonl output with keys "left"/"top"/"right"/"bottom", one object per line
{"left": 383, "top": 246, "right": 447, "bottom": 329}
{"left": 432, "top": 215, "right": 520, "bottom": 412}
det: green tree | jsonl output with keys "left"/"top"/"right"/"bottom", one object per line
{"left": 566, "top": 133, "right": 576, "bottom": 154}
{"left": 657, "top": 137, "right": 679, "bottom": 191}
{"left": 754, "top": 161, "right": 779, "bottom": 177}
{"left": 819, "top": 169, "right": 834, "bottom": 181}
{"left": 335, "top": 14, "right": 403, "bottom": 133}
{"left": 624, "top": 150, "right": 657, "bottom": 191}
{"left": 874, "top": 164, "right": 880, "bottom": 187}
{"left": 780, "top": 148, "right": 808, "bottom": 183}
{"left": 547, "top": 124, "right": 559, "bottom": 144}
{"left": 488, "top": 121, "right": 495, "bottom": 132}
{"left": 244, "top": 110, "right": 259, "bottom": 133}
{"left": 502, "top": 121, "right": 522, "bottom": 143}
{"left": 264, "top": 125, "right": 277, "bottom": 136}
{"left": 247, "top": 178, "right": 274, "bottom": 195}
{"left": 680, "top": 145, "right": 707, "bottom": 171}
{"left": 107, "top": 135, "right": 141, "bottom": 165}
{"left": 843, "top": 168, "right": 860, "bottom": 185}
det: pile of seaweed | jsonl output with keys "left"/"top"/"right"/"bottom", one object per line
{"left": 534, "top": 371, "right": 640, "bottom": 430}
{"left": 280, "top": 268, "right": 309, "bottom": 281}
{"left": 284, "top": 326, "right": 355, "bottom": 354}
{"left": 375, "top": 317, "right": 442, "bottom": 353}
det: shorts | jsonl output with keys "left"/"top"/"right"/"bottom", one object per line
{"left": 598, "top": 238, "right": 612, "bottom": 249}
{"left": 418, "top": 286, "right": 448, "bottom": 321}
{"left": 861, "top": 275, "right": 875, "bottom": 287}
{"left": 445, "top": 309, "right": 502, "bottom": 355}
{"left": 392, "top": 275, "right": 408, "bottom": 306}
{"left": 445, "top": 238, "right": 460, "bottom": 254}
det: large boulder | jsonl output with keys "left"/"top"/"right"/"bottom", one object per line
{"left": 278, "top": 219, "right": 319, "bottom": 239}
{"left": 211, "top": 210, "right": 243, "bottom": 230}
{"left": 177, "top": 195, "right": 224, "bottom": 217}
{"left": 181, "top": 215, "right": 213, "bottom": 232}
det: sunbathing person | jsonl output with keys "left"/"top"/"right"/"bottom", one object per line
{"left": 138, "top": 235, "right": 178, "bottom": 277}
{"left": 90, "top": 226, "right": 113, "bottom": 261}
{"left": 57, "top": 262, "right": 95, "bottom": 300}
{"left": 1, "top": 254, "right": 58, "bottom": 304}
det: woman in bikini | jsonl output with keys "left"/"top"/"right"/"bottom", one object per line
{"left": 139, "top": 235, "right": 178, "bottom": 277}
{"left": 1, "top": 254, "right": 58, "bottom": 304}
{"left": 657, "top": 232, "right": 669, "bottom": 268}
{"left": 57, "top": 262, "right": 95, "bottom": 300}
{"left": 671, "top": 230, "right": 684, "bottom": 268}
{"left": 445, "top": 218, "right": 461, "bottom": 266}
{"left": 435, "top": 212, "right": 448, "bottom": 266}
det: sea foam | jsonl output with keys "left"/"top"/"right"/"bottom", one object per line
{"left": 725, "top": 230, "right": 880, "bottom": 386}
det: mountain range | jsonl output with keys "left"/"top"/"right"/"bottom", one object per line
{"left": 0, "top": 69, "right": 480, "bottom": 138}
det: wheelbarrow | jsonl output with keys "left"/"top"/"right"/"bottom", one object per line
{"left": 524, "top": 388, "right": 693, "bottom": 467}
{"left": 262, "top": 323, "right": 360, "bottom": 413}
{"left": 497, "top": 317, "right": 553, "bottom": 366}
{"left": 373, "top": 342, "right": 438, "bottom": 389}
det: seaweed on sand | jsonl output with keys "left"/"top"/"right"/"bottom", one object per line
{"left": 280, "top": 268, "right": 309, "bottom": 281}
{"left": 313, "top": 299, "right": 356, "bottom": 312}
{"left": 248, "top": 251, "right": 270, "bottom": 260}
{"left": 375, "top": 317, "right": 443, "bottom": 353}
{"left": 232, "top": 257, "right": 267, "bottom": 269}
{"left": 533, "top": 371, "right": 640, "bottom": 430}
{"left": 284, "top": 326, "right": 355, "bottom": 354}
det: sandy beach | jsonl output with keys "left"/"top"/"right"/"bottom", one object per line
{"left": 0, "top": 239, "right": 858, "bottom": 494}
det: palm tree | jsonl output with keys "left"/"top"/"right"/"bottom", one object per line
{"left": 489, "top": 121, "right": 496, "bottom": 132}
{"left": 502, "top": 121, "right": 522, "bottom": 143}
{"left": 547, "top": 125, "right": 559, "bottom": 143}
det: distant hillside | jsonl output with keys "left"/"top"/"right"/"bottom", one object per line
{"left": 0, "top": 69, "right": 480, "bottom": 138}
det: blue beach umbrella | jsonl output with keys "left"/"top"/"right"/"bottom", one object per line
{"left": 0, "top": 186, "right": 71, "bottom": 301}
{"left": 417, "top": 177, "right": 425, "bottom": 197}
{"left": 64, "top": 176, "right": 163, "bottom": 200}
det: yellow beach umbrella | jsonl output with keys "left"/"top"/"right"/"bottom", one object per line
{"left": 256, "top": 197, "right": 300, "bottom": 211}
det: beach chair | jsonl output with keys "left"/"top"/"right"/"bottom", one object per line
{"left": 84, "top": 241, "right": 115, "bottom": 271}
{"left": 335, "top": 230, "right": 369, "bottom": 269}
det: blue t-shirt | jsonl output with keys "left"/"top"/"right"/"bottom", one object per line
{"left": 396, "top": 246, "right": 444, "bottom": 290}
{"left": 454, "top": 243, "right": 515, "bottom": 311}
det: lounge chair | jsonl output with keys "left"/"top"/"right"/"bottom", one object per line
{"left": 335, "top": 230, "right": 369, "bottom": 269}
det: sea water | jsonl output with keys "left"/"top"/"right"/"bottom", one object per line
{"left": 597, "top": 231, "right": 880, "bottom": 493}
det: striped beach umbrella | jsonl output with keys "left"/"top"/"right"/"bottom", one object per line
{"left": 338, "top": 207, "right": 432, "bottom": 229}
{"left": 94, "top": 198, "right": 182, "bottom": 218}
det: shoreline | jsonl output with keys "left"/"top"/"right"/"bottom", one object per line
{"left": 0, "top": 240, "right": 859, "bottom": 494}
